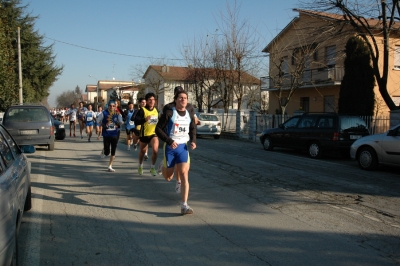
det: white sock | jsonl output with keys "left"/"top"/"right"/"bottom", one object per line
{"left": 151, "top": 164, "right": 155, "bottom": 168}
{"left": 182, "top": 202, "right": 187, "bottom": 207}
{"left": 139, "top": 164, "right": 143, "bottom": 167}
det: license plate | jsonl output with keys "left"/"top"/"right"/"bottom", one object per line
{"left": 20, "top": 130, "right": 37, "bottom": 135}
{"left": 350, "top": 135, "right": 361, "bottom": 140}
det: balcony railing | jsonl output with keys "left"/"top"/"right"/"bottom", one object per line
{"left": 261, "top": 66, "right": 344, "bottom": 91}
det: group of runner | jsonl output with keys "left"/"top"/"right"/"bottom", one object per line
{"left": 64, "top": 102, "right": 103, "bottom": 141}
{"left": 64, "top": 87, "right": 197, "bottom": 215}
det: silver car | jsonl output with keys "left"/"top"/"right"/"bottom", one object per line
{"left": 195, "top": 113, "right": 221, "bottom": 139}
{"left": 0, "top": 124, "right": 35, "bottom": 265}
{"left": 350, "top": 124, "right": 400, "bottom": 170}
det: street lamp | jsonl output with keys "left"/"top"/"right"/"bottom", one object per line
{"left": 89, "top": 75, "right": 99, "bottom": 109}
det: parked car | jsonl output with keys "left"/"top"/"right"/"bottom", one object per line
{"left": 350, "top": 123, "right": 400, "bottom": 170}
{"left": 260, "top": 113, "right": 370, "bottom": 158}
{"left": 195, "top": 113, "right": 221, "bottom": 139}
{"left": 2, "top": 104, "right": 55, "bottom": 150}
{"left": 51, "top": 116, "right": 66, "bottom": 140}
{"left": 0, "top": 123, "right": 35, "bottom": 266}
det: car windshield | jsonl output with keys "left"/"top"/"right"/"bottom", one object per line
{"left": 199, "top": 114, "right": 219, "bottom": 121}
{"left": 6, "top": 108, "right": 49, "bottom": 122}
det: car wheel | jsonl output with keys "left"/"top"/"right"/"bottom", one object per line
{"left": 262, "top": 136, "right": 274, "bottom": 151}
{"left": 308, "top": 141, "right": 322, "bottom": 159}
{"left": 213, "top": 135, "right": 220, "bottom": 139}
{"left": 358, "top": 146, "right": 378, "bottom": 170}
{"left": 48, "top": 142, "right": 54, "bottom": 151}
{"left": 24, "top": 186, "right": 32, "bottom": 211}
{"left": 11, "top": 230, "right": 18, "bottom": 266}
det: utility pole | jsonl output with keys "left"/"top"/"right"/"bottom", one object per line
{"left": 18, "top": 27, "right": 23, "bottom": 105}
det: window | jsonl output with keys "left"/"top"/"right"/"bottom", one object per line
{"left": 324, "top": 95, "right": 335, "bottom": 112}
{"left": 316, "top": 117, "right": 334, "bottom": 128}
{"left": 0, "top": 133, "right": 14, "bottom": 168}
{"left": 283, "top": 117, "right": 300, "bottom": 129}
{"left": 394, "top": 46, "right": 400, "bottom": 70}
{"left": 298, "top": 116, "right": 316, "bottom": 128}
{"left": 0, "top": 127, "right": 20, "bottom": 157}
{"left": 282, "top": 56, "right": 289, "bottom": 74}
{"left": 326, "top": 45, "right": 336, "bottom": 67}
{"left": 300, "top": 97, "right": 310, "bottom": 113}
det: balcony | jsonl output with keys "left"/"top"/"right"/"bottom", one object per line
{"left": 261, "top": 66, "right": 344, "bottom": 91}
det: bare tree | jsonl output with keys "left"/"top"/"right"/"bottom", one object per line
{"left": 266, "top": 27, "right": 323, "bottom": 116}
{"left": 216, "top": 0, "right": 263, "bottom": 110}
{"left": 56, "top": 90, "right": 78, "bottom": 108}
{"left": 305, "top": 0, "right": 400, "bottom": 110}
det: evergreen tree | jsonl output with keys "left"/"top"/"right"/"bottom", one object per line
{"left": 338, "top": 36, "right": 375, "bottom": 115}
{"left": 0, "top": 0, "right": 63, "bottom": 110}
{"left": 0, "top": 2, "right": 17, "bottom": 110}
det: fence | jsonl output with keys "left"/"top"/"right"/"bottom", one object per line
{"left": 255, "top": 114, "right": 391, "bottom": 135}
{"left": 213, "top": 111, "right": 392, "bottom": 142}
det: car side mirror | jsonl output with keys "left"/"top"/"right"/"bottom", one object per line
{"left": 20, "top": 145, "right": 36, "bottom": 154}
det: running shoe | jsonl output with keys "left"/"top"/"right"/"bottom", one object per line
{"left": 134, "top": 144, "right": 137, "bottom": 151}
{"left": 150, "top": 167, "right": 157, "bottom": 176}
{"left": 144, "top": 154, "right": 149, "bottom": 161}
{"left": 100, "top": 149, "right": 105, "bottom": 159}
{"left": 127, "top": 145, "right": 131, "bottom": 151}
{"left": 181, "top": 205, "right": 194, "bottom": 215}
{"left": 70, "top": 132, "right": 72, "bottom": 137}
{"left": 138, "top": 166, "right": 143, "bottom": 175}
{"left": 175, "top": 182, "right": 181, "bottom": 193}
{"left": 88, "top": 138, "right": 90, "bottom": 142}
{"left": 81, "top": 135, "right": 83, "bottom": 139}
{"left": 157, "top": 163, "right": 163, "bottom": 175}
{"left": 108, "top": 167, "right": 115, "bottom": 172}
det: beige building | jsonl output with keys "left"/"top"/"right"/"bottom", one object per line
{"left": 142, "top": 65, "right": 260, "bottom": 111}
{"left": 85, "top": 80, "right": 139, "bottom": 108}
{"left": 262, "top": 9, "right": 400, "bottom": 116}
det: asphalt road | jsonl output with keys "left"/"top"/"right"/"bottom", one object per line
{"left": 17, "top": 132, "right": 400, "bottom": 265}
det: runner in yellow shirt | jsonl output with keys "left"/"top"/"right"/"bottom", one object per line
{"left": 133, "top": 93, "right": 159, "bottom": 176}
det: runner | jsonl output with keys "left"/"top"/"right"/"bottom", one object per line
{"left": 95, "top": 106, "right": 103, "bottom": 140}
{"left": 132, "top": 98, "right": 149, "bottom": 159}
{"left": 76, "top": 102, "right": 88, "bottom": 139}
{"left": 60, "top": 108, "right": 66, "bottom": 123}
{"left": 123, "top": 101, "right": 138, "bottom": 151}
{"left": 133, "top": 93, "right": 159, "bottom": 176}
{"left": 155, "top": 90, "right": 197, "bottom": 215}
{"left": 84, "top": 104, "right": 96, "bottom": 142}
{"left": 161, "top": 86, "right": 198, "bottom": 193}
{"left": 97, "top": 100, "right": 123, "bottom": 172}
{"left": 65, "top": 104, "right": 78, "bottom": 137}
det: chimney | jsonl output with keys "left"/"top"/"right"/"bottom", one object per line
{"left": 161, "top": 65, "right": 169, "bottom": 73}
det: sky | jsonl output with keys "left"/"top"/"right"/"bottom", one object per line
{"left": 21, "top": 0, "right": 301, "bottom": 107}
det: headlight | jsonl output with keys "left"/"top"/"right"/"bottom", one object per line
{"left": 59, "top": 124, "right": 64, "bottom": 128}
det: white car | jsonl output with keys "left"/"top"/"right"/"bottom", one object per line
{"left": 350, "top": 123, "right": 400, "bottom": 170}
{"left": 195, "top": 113, "right": 221, "bottom": 139}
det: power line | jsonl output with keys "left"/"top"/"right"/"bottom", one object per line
{"left": 44, "top": 36, "right": 268, "bottom": 61}
{"left": 44, "top": 36, "right": 184, "bottom": 61}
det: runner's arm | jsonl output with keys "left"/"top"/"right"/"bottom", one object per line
{"left": 155, "top": 109, "right": 174, "bottom": 145}
{"left": 133, "top": 109, "right": 145, "bottom": 125}
{"left": 189, "top": 112, "right": 197, "bottom": 144}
